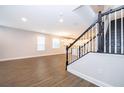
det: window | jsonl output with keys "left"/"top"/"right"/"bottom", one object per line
{"left": 37, "top": 35, "right": 45, "bottom": 51}
{"left": 52, "top": 38, "right": 60, "bottom": 48}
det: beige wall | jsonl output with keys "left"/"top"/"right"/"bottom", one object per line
{"left": 0, "top": 26, "right": 66, "bottom": 61}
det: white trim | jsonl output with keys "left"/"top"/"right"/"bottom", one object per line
{"left": 121, "top": 9, "right": 124, "bottom": 54}
{"left": 86, "top": 32, "right": 88, "bottom": 53}
{"left": 104, "top": 16, "right": 106, "bottom": 53}
{"left": 89, "top": 31, "right": 91, "bottom": 52}
{"left": 0, "top": 53, "right": 64, "bottom": 62}
{"left": 115, "top": 11, "right": 117, "bottom": 53}
{"left": 109, "top": 13, "right": 111, "bottom": 53}
{"left": 67, "top": 67, "right": 112, "bottom": 87}
{"left": 95, "top": 23, "right": 98, "bottom": 52}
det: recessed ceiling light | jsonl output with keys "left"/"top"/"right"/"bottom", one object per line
{"left": 59, "top": 18, "right": 63, "bottom": 23}
{"left": 21, "top": 17, "right": 27, "bottom": 22}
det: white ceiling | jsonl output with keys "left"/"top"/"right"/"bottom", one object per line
{"left": 0, "top": 5, "right": 104, "bottom": 38}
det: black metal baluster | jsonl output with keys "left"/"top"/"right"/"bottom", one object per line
{"left": 84, "top": 44, "right": 86, "bottom": 55}
{"left": 79, "top": 46, "right": 81, "bottom": 58}
{"left": 66, "top": 46, "right": 68, "bottom": 70}
{"left": 98, "top": 11, "right": 104, "bottom": 52}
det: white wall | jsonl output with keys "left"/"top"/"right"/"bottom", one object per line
{"left": 68, "top": 52, "right": 124, "bottom": 87}
{"left": 0, "top": 26, "right": 66, "bottom": 61}
{"left": 74, "top": 5, "right": 97, "bottom": 31}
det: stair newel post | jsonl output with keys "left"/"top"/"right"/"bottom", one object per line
{"left": 66, "top": 45, "right": 68, "bottom": 70}
{"left": 97, "top": 11, "right": 104, "bottom": 53}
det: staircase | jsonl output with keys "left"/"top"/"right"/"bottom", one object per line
{"left": 66, "top": 5, "right": 124, "bottom": 87}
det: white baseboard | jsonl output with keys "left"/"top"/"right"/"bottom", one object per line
{"left": 0, "top": 53, "right": 65, "bottom": 62}
{"left": 67, "top": 67, "right": 112, "bottom": 87}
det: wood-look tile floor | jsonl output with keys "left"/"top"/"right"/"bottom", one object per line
{"left": 0, "top": 54, "right": 97, "bottom": 87}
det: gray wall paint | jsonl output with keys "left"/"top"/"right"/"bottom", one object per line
{"left": 0, "top": 26, "right": 65, "bottom": 61}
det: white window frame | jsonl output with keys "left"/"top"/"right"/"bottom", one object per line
{"left": 52, "top": 38, "right": 60, "bottom": 48}
{"left": 37, "top": 35, "right": 45, "bottom": 51}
